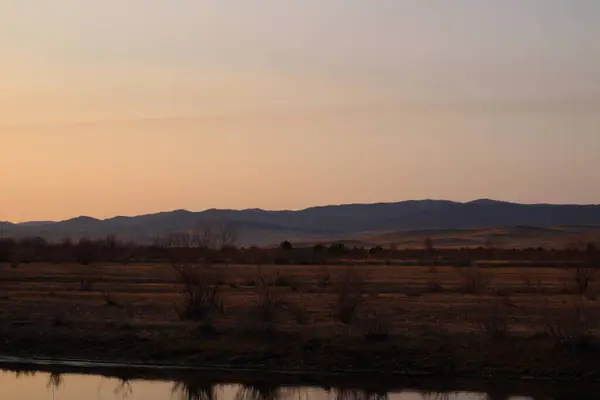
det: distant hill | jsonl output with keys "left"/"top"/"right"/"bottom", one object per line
{"left": 295, "top": 225, "right": 600, "bottom": 249}
{"left": 3, "top": 199, "right": 600, "bottom": 247}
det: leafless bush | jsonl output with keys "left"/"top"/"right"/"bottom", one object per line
{"left": 173, "top": 263, "right": 223, "bottom": 321}
{"left": 334, "top": 267, "right": 367, "bottom": 324}
{"left": 455, "top": 266, "right": 492, "bottom": 294}
{"left": 564, "top": 264, "right": 599, "bottom": 295}
{"left": 540, "top": 299, "right": 599, "bottom": 347}
{"left": 475, "top": 301, "right": 510, "bottom": 340}
{"left": 362, "top": 312, "right": 391, "bottom": 342}
{"left": 253, "top": 267, "right": 286, "bottom": 324}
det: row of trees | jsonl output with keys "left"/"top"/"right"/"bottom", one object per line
{"left": 0, "top": 230, "right": 598, "bottom": 266}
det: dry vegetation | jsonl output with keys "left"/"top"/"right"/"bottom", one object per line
{"left": 0, "top": 261, "right": 600, "bottom": 378}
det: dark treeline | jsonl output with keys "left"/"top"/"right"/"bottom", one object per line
{"left": 0, "top": 232, "right": 598, "bottom": 267}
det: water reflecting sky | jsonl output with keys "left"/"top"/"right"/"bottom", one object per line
{"left": 0, "top": 370, "right": 540, "bottom": 400}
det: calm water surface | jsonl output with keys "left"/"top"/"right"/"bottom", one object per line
{"left": 0, "top": 369, "right": 593, "bottom": 399}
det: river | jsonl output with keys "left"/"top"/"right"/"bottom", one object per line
{"left": 0, "top": 368, "right": 596, "bottom": 399}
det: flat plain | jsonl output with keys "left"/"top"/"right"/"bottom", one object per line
{"left": 0, "top": 262, "right": 599, "bottom": 379}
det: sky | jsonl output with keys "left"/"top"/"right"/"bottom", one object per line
{"left": 1, "top": 0, "right": 600, "bottom": 222}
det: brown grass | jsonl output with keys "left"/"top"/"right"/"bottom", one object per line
{"left": 0, "top": 263, "right": 597, "bottom": 332}
{"left": 0, "top": 260, "right": 600, "bottom": 381}
{"left": 1, "top": 262, "right": 600, "bottom": 373}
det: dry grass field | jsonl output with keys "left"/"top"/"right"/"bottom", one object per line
{"left": 0, "top": 262, "right": 597, "bottom": 330}
{"left": 0, "top": 262, "right": 599, "bottom": 379}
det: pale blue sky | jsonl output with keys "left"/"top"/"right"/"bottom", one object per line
{"left": 1, "top": 1, "right": 599, "bottom": 221}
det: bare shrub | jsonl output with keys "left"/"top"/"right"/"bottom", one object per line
{"left": 363, "top": 312, "right": 391, "bottom": 342}
{"left": 173, "top": 263, "right": 223, "bottom": 321}
{"left": 455, "top": 266, "right": 492, "bottom": 294}
{"left": 247, "top": 268, "right": 308, "bottom": 327}
{"left": 540, "top": 299, "right": 598, "bottom": 347}
{"left": 564, "top": 264, "right": 599, "bottom": 295}
{"left": 334, "top": 267, "right": 367, "bottom": 324}
{"left": 253, "top": 267, "right": 286, "bottom": 324}
{"left": 475, "top": 301, "right": 510, "bottom": 340}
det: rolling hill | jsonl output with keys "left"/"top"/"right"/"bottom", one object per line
{"left": 2, "top": 199, "right": 600, "bottom": 247}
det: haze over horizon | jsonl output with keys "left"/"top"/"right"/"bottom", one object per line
{"left": 2, "top": 1, "right": 600, "bottom": 222}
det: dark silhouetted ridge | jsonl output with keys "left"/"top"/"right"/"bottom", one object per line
{"left": 4, "top": 199, "right": 600, "bottom": 246}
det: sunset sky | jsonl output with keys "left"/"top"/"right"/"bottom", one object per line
{"left": 2, "top": 1, "right": 600, "bottom": 222}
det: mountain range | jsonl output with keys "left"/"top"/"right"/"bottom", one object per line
{"left": 2, "top": 199, "right": 600, "bottom": 247}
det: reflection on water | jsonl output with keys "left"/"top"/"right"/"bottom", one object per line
{"left": 172, "top": 380, "right": 217, "bottom": 400}
{"left": 47, "top": 373, "right": 64, "bottom": 390}
{"left": 0, "top": 369, "right": 595, "bottom": 400}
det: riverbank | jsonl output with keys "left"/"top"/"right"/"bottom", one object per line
{"left": 3, "top": 357, "right": 600, "bottom": 400}
{"left": 1, "top": 318, "right": 600, "bottom": 382}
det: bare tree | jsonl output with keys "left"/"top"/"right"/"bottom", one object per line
{"left": 190, "top": 222, "right": 238, "bottom": 250}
